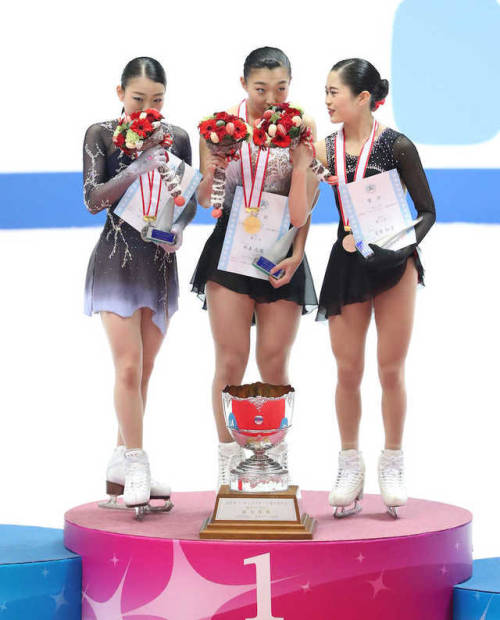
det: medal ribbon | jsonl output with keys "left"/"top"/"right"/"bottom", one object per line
{"left": 238, "top": 99, "right": 270, "bottom": 212}
{"left": 139, "top": 170, "right": 162, "bottom": 220}
{"left": 334, "top": 119, "right": 378, "bottom": 230}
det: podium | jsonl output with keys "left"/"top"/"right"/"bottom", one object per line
{"left": 0, "top": 524, "right": 81, "bottom": 619}
{"left": 64, "top": 490, "right": 472, "bottom": 619}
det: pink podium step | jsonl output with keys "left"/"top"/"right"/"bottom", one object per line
{"left": 64, "top": 491, "right": 472, "bottom": 620}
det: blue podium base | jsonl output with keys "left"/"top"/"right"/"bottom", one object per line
{"left": 454, "top": 558, "right": 500, "bottom": 619}
{"left": 0, "top": 525, "right": 81, "bottom": 619}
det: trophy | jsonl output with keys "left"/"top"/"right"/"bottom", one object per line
{"left": 200, "top": 382, "right": 316, "bottom": 540}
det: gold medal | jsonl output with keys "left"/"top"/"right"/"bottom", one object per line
{"left": 143, "top": 215, "right": 157, "bottom": 223}
{"left": 243, "top": 212, "right": 261, "bottom": 234}
{"left": 342, "top": 233, "right": 357, "bottom": 253}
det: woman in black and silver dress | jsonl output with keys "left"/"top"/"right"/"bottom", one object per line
{"left": 83, "top": 57, "right": 196, "bottom": 513}
{"left": 289, "top": 58, "right": 436, "bottom": 518}
{"left": 191, "top": 47, "right": 318, "bottom": 486}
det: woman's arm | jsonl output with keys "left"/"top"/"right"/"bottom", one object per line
{"left": 288, "top": 114, "right": 321, "bottom": 228}
{"left": 83, "top": 124, "right": 166, "bottom": 214}
{"left": 393, "top": 135, "right": 436, "bottom": 244}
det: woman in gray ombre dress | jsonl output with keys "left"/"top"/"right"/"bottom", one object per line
{"left": 83, "top": 57, "right": 196, "bottom": 514}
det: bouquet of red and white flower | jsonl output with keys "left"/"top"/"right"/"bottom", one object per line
{"left": 113, "top": 108, "right": 185, "bottom": 208}
{"left": 252, "top": 103, "right": 304, "bottom": 149}
{"left": 198, "top": 112, "right": 250, "bottom": 218}
{"left": 254, "top": 103, "right": 336, "bottom": 186}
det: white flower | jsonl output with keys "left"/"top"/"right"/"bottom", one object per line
{"left": 140, "top": 112, "right": 147, "bottom": 120}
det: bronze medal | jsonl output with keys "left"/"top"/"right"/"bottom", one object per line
{"left": 342, "top": 233, "right": 357, "bottom": 253}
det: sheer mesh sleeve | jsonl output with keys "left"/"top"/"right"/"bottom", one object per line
{"left": 393, "top": 134, "right": 436, "bottom": 244}
{"left": 82, "top": 123, "right": 137, "bottom": 214}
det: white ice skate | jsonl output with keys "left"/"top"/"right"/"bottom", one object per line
{"left": 99, "top": 446, "right": 173, "bottom": 518}
{"left": 123, "top": 449, "right": 151, "bottom": 520}
{"left": 329, "top": 450, "right": 365, "bottom": 518}
{"left": 378, "top": 449, "right": 407, "bottom": 518}
{"left": 218, "top": 441, "right": 245, "bottom": 489}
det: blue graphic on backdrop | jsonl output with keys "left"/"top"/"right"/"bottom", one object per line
{"left": 1, "top": 169, "right": 499, "bottom": 227}
{"left": 392, "top": 0, "right": 500, "bottom": 144}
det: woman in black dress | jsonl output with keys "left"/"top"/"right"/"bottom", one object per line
{"left": 83, "top": 57, "right": 196, "bottom": 513}
{"left": 289, "top": 58, "right": 435, "bottom": 517}
{"left": 191, "top": 47, "right": 318, "bottom": 486}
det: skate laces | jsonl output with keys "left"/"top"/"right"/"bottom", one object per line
{"left": 336, "top": 453, "right": 363, "bottom": 488}
{"left": 379, "top": 454, "right": 404, "bottom": 485}
{"left": 125, "top": 451, "right": 150, "bottom": 489}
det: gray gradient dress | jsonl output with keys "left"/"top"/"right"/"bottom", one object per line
{"left": 83, "top": 120, "right": 196, "bottom": 333}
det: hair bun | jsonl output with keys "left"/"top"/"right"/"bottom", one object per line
{"left": 373, "top": 78, "right": 389, "bottom": 102}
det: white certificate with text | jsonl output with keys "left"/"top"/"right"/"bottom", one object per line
{"left": 338, "top": 169, "right": 416, "bottom": 258}
{"left": 218, "top": 186, "right": 290, "bottom": 280}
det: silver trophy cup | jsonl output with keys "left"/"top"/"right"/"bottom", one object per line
{"left": 222, "top": 383, "right": 294, "bottom": 493}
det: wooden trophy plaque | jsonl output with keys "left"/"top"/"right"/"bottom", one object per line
{"left": 200, "top": 485, "right": 316, "bottom": 540}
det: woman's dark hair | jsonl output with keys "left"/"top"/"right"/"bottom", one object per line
{"left": 331, "top": 58, "right": 389, "bottom": 110}
{"left": 243, "top": 47, "right": 292, "bottom": 80}
{"left": 121, "top": 57, "right": 167, "bottom": 89}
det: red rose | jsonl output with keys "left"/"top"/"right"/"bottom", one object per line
{"left": 271, "top": 134, "right": 291, "bottom": 148}
{"left": 130, "top": 118, "right": 154, "bottom": 138}
{"left": 278, "top": 115, "right": 294, "bottom": 131}
{"left": 253, "top": 128, "right": 267, "bottom": 146}
{"left": 146, "top": 108, "right": 163, "bottom": 122}
{"left": 216, "top": 111, "right": 230, "bottom": 121}
{"left": 114, "top": 132, "right": 125, "bottom": 147}
{"left": 198, "top": 119, "right": 217, "bottom": 135}
{"left": 129, "top": 111, "right": 142, "bottom": 120}
{"left": 233, "top": 121, "right": 248, "bottom": 140}
{"left": 215, "top": 124, "right": 228, "bottom": 139}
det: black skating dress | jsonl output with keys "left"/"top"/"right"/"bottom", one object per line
{"left": 190, "top": 140, "right": 318, "bottom": 316}
{"left": 317, "top": 128, "right": 436, "bottom": 321}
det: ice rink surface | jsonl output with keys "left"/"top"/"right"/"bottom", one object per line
{"left": 1, "top": 222, "right": 498, "bottom": 557}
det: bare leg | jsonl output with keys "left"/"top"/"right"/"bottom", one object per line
{"left": 101, "top": 310, "right": 144, "bottom": 449}
{"left": 255, "top": 299, "right": 301, "bottom": 385}
{"left": 114, "top": 309, "right": 167, "bottom": 447}
{"left": 206, "top": 282, "right": 255, "bottom": 442}
{"left": 140, "top": 308, "right": 167, "bottom": 409}
{"left": 328, "top": 301, "right": 372, "bottom": 451}
{"left": 373, "top": 260, "right": 418, "bottom": 450}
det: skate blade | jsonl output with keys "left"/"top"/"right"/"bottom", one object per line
{"left": 98, "top": 497, "right": 129, "bottom": 510}
{"left": 333, "top": 500, "right": 362, "bottom": 519}
{"left": 387, "top": 506, "right": 399, "bottom": 519}
{"left": 146, "top": 499, "right": 174, "bottom": 513}
{"left": 98, "top": 496, "right": 174, "bottom": 515}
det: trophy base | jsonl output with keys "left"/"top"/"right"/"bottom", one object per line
{"left": 199, "top": 484, "right": 316, "bottom": 540}
{"left": 252, "top": 256, "right": 284, "bottom": 279}
{"left": 229, "top": 454, "right": 288, "bottom": 493}
{"left": 142, "top": 226, "right": 177, "bottom": 245}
